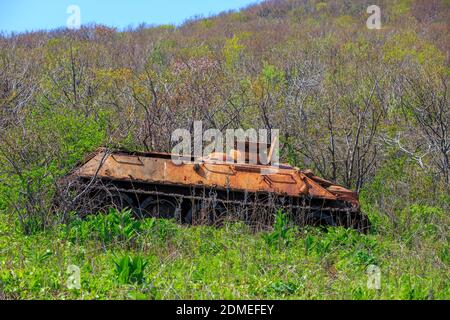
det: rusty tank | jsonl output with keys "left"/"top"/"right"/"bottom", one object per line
{"left": 59, "top": 140, "right": 370, "bottom": 232}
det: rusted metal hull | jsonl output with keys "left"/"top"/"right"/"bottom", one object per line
{"left": 59, "top": 148, "right": 370, "bottom": 231}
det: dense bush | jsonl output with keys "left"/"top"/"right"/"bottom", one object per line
{"left": 0, "top": 0, "right": 448, "bottom": 299}
{"left": 113, "top": 254, "right": 148, "bottom": 285}
{"left": 0, "top": 207, "right": 447, "bottom": 299}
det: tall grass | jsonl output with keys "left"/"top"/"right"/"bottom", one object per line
{"left": 0, "top": 205, "right": 447, "bottom": 300}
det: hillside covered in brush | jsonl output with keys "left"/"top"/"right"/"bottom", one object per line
{"left": 0, "top": 0, "right": 448, "bottom": 299}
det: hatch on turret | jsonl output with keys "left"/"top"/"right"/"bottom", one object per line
{"left": 207, "top": 135, "right": 278, "bottom": 165}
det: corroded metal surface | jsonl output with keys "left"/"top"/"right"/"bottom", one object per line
{"left": 61, "top": 147, "right": 369, "bottom": 231}
{"left": 73, "top": 148, "right": 359, "bottom": 206}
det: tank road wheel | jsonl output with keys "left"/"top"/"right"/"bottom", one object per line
{"left": 184, "top": 203, "right": 200, "bottom": 225}
{"left": 211, "top": 202, "right": 229, "bottom": 226}
{"left": 305, "top": 210, "right": 336, "bottom": 228}
{"left": 348, "top": 211, "right": 371, "bottom": 233}
{"left": 104, "top": 192, "right": 136, "bottom": 214}
{"left": 184, "top": 201, "right": 229, "bottom": 226}
{"left": 358, "top": 215, "right": 371, "bottom": 233}
{"left": 139, "top": 197, "right": 177, "bottom": 219}
{"left": 183, "top": 202, "right": 195, "bottom": 224}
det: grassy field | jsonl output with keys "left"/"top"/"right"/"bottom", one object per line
{"left": 0, "top": 205, "right": 448, "bottom": 300}
{"left": 0, "top": 0, "right": 448, "bottom": 300}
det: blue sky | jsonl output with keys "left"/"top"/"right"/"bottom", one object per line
{"left": 0, "top": 0, "right": 263, "bottom": 34}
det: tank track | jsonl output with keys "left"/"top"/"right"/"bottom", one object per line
{"left": 60, "top": 177, "right": 370, "bottom": 232}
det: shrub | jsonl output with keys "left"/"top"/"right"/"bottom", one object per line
{"left": 68, "top": 208, "right": 141, "bottom": 245}
{"left": 262, "top": 210, "right": 297, "bottom": 249}
{"left": 264, "top": 280, "right": 299, "bottom": 296}
{"left": 113, "top": 254, "right": 148, "bottom": 285}
{"left": 142, "top": 217, "right": 179, "bottom": 243}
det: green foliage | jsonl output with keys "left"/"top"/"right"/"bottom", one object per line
{"left": 180, "top": 43, "right": 212, "bottom": 59}
{"left": 0, "top": 211, "right": 448, "bottom": 299}
{"left": 315, "top": 2, "right": 328, "bottom": 12}
{"left": 113, "top": 254, "right": 148, "bottom": 284}
{"left": 335, "top": 15, "right": 355, "bottom": 28}
{"left": 0, "top": 0, "right": 448, "bottom": 300}
{"left": 198, "top": 228, "right": 224, "bottom": 255}
{"left": 0, "top": 99, "right": 108, "bottom": 234}
{"left": 33, "top": 249, "right": 53, "bottom": 264}
{"left": 36, "top": 108, "right": 108, "bottom": 167}
{"left": 302, "top": 227, "right": 378, "bottom": 265}
{"left": 143, "top": 217, "right": 179, "bottom": 243}
{"left": 262, "top": 210, "right": 296, "bottom": 248}
{"left": 383, "top": 32, "right": 446, "bottom": 72}
{"left": 360, "top": 155, "right": 447, "bottom": 237}
{"left": 261, "top": 62, "right": 285, "bottom": 87}
{"left": 223, "top": 35, "right": 244, "bottom": 70}
{"left": 68, "top": 208, "right": 141, "bottom": 245}
{"left": 391, "top": 0, "right": 413, "bottom": 17}
{"left": 281, "top": 135, "right": 301, "bottom": 167}
{"left": 200, "top": 19, "right": 214, "bottom": 29}
{"left": 264, "top": 280, "right": 298, "bottom": 296}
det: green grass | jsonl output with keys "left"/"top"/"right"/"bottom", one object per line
{"left": 0, "top": 208, "right": 448, "bottom": 300}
